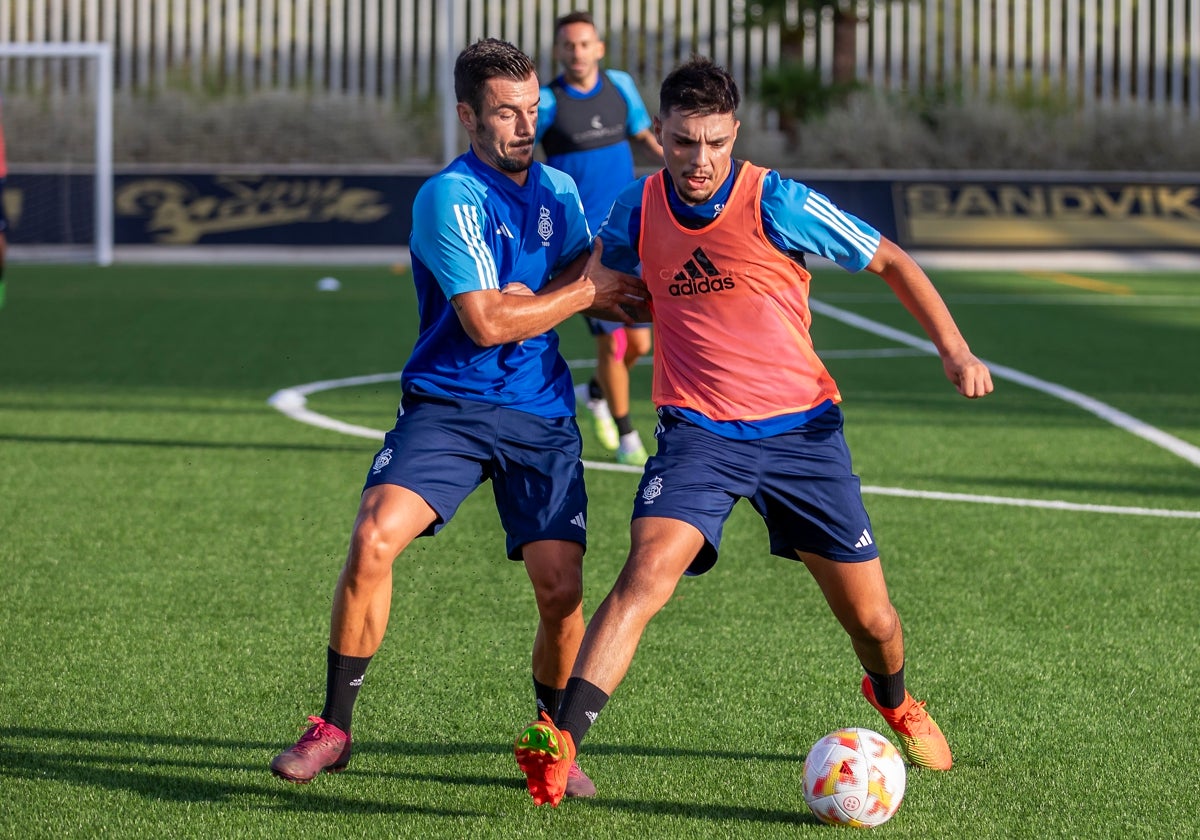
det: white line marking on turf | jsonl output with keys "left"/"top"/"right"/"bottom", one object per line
{"left": 267, "top": 363, "right": 1198, "bottom": 520}
{"left": 817, "top": 293, "right": 1200, "bottom": 306}
{"left": 267, "top": 371, "right": 402, "bottom": 440}
{"left": 809, "top": 298, "right": 1200, "bottom": 469}
{"left": 860, "top": 486, "right": 1200, "bottom": 519}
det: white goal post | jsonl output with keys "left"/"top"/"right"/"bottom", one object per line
{"left": 0, "top": 42, "right": 113, "bottom": 266}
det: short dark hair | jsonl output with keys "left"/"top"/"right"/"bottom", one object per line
{"left": 659, "top": 56, "right": 740, "bottom": 118}
{"left": 454, "top": 38, "right": 536, "bottom": 115}
{"left": 554, "top": 10, "right": 597, "bottom": 37}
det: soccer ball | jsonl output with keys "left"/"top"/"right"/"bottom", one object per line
{"left": 802, "top": 727, "right": 906, "bottom": 828}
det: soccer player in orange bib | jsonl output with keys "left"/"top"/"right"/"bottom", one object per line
{"left": 515, "top": 56, "right": 993, "bottom": 806}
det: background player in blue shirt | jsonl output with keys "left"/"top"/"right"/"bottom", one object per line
{"left": 271, "top": 38, "right": 642, "bottom": 796}
{"left": 537, "top": 11, "right": 663, "bottom": 465}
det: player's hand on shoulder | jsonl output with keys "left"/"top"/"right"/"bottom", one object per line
{"left": 501, "top": 281, "right": 534, "bottom": 296}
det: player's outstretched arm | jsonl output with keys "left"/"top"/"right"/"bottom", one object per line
{"left": 865, "top": 237, "right": 994, "bottom": 399}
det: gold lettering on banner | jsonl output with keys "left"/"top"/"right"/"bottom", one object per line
{"left": 900, "top": 183, "right": 1200, "bottom": 247}
{"left": 3, "top": 188, "right": 22, "bottom": 226}
{"left": 994, "top": 186, "right": 1045, "bottom": 216}
{"left": 115, "top": 176, "right": 391, "bottom": 244}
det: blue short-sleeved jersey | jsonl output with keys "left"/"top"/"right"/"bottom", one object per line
{"left": 537, "top": 69, "right": 653, "bottom": 233}
{"left": 405, "top": 149, "right": 592, "bottom": 418}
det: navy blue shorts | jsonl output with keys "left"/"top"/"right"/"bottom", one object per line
{"left": 0, "top": 179, "right": 7, "bottom": 232}
{"left": 632, "top": 405, "right": 878, "bottom": 575}
{"left": 583, "top": 315, "right": 652, "bottom": 336}
{"left": 364, "top": 395, "right": 588, "bottom": 560}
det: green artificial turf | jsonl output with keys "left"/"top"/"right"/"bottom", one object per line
{"left": 1, "top": 263, "right": 1196, "bottom": 838}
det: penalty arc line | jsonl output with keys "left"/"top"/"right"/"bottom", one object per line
{"left": 266, "top": 371, "right": 1199, "bottom": 522}
{"left": 808, "top": 298, "right": 1200, "bottom": 469}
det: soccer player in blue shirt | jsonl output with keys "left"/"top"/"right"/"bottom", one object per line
{"left": 270, "top": 39, "right": 643, "bottom": 795}
{"left": 537, "top": 11, "right": 663, "bottom": 465}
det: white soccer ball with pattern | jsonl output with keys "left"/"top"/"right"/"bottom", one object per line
{"left": 802, "top": 727, "right": 906, "bottom": 828}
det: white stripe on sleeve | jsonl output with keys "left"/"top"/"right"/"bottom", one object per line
{"left": 452, "top": 203, "right": 499, "bottom": 290}
{"left": 804, "top": 192, "right": 880, "bottom": 262}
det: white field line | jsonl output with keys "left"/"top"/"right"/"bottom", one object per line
{"left": 267, "top": 363, "right": 1198, "bottom": 521}
{"left": 808, "top": 298, "right": 1200, "bottom": 469}
{"left": 267, "top": 371, "right": 402, "bottom": 440}
{"left": 860, "top": 486, "right": 1200, "bottom": 519}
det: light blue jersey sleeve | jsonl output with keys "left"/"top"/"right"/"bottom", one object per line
{"left": 535, "top": 84, "right": 557, "bottom": 144}
{"left": 596, "top": 177, "right": 648, "bottom": 275}
{"left": 542, "top": 165, "right": 594, "bottom": 269}
{"left": 760, "top": 171, "right": 882, "bottom": 272}
{"left": 605, "top": 69, "right": 653, "bottom": 137}
{"left": 410, "top": 172, "right": 503, "bottom": 298}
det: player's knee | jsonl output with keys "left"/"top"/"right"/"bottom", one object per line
{"left": 845, "top": 602, "right": 900, "bottom": 646}
{"left": 534, "top": 574, "right": 583, "bottom": 621}
{"left": 627, "top": 331, "right": 652, "bottom": 358}
{"left": 345, "top": 522, "right": 403, "bottom": 580}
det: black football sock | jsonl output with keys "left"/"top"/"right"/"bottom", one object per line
{"left": 865, "top": 663, "right": 906, "bottom": 709}
{"left": 555, "top": 677, "right": 610, "bottom": 747}
{"left": 533, "top": 676, "right": 564, "bottom": 719}
{"left": 587, "top": 378, "right": 604, "bottom": 401}
{"left": 614, "top": 414, "right": 635, "bottom": 436}
{"left": 320, "top": 646, "right": 373, "bottom": 733}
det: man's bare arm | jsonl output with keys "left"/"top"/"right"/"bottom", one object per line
{"left": 866, "top": 237, "right": 994, "bottom": 399}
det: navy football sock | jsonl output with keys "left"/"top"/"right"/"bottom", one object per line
{"left": 555, "top": 677, "right": 610, "bottom": 747}
{"left": 865, "top": 664, "right": 906, "bottom": 709}
{"left": 320, "top": 646, "right": 372, "bottom": 733}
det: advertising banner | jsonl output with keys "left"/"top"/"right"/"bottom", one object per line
{"left": 112, "top": 171, "right": 425, "bottom": 246}
{"left": 7, "top": 169, "right": 1199, "bottom": 253}
{"left": 894, "top": 179, "right": 1200, "bottom": 248}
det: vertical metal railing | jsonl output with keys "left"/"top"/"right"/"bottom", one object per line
{"left": 0, "top": 1, "right": 1196, "bottom": 117}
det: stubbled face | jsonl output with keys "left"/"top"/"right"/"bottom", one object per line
{"left": 459, "top": 74, "right": 540, "bottom": 181}
{"left": 654, "top": 108, "right": 740, "bottom": 205}
{"left": 554, "top": 22, "right": 605, "bottom": 89}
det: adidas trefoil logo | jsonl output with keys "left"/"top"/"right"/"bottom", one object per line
{"left": 853, "top": 529, "right": 874, "bottom": 549}
{"left": 584, "top": 710, "right": 599, "bottom": 723}
{"left": 669, "top": 247, "right": 735, "bottom": 296}
{"left": 350, "top": 676, "right": 364, "bottom": 687}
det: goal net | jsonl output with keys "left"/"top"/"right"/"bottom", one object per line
{"left": 1, "top": 42, "right": 113, "bottom": 265}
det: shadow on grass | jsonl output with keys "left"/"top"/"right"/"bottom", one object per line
{"left": 0, "top": 728, "right": 481, "bottom": 817}
{"left": 0, "top": 726, "right": 819, "bottom": 825}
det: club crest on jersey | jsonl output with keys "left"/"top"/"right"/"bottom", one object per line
{"left": 538, "top": 205, "right": 554, "bottom": 245}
